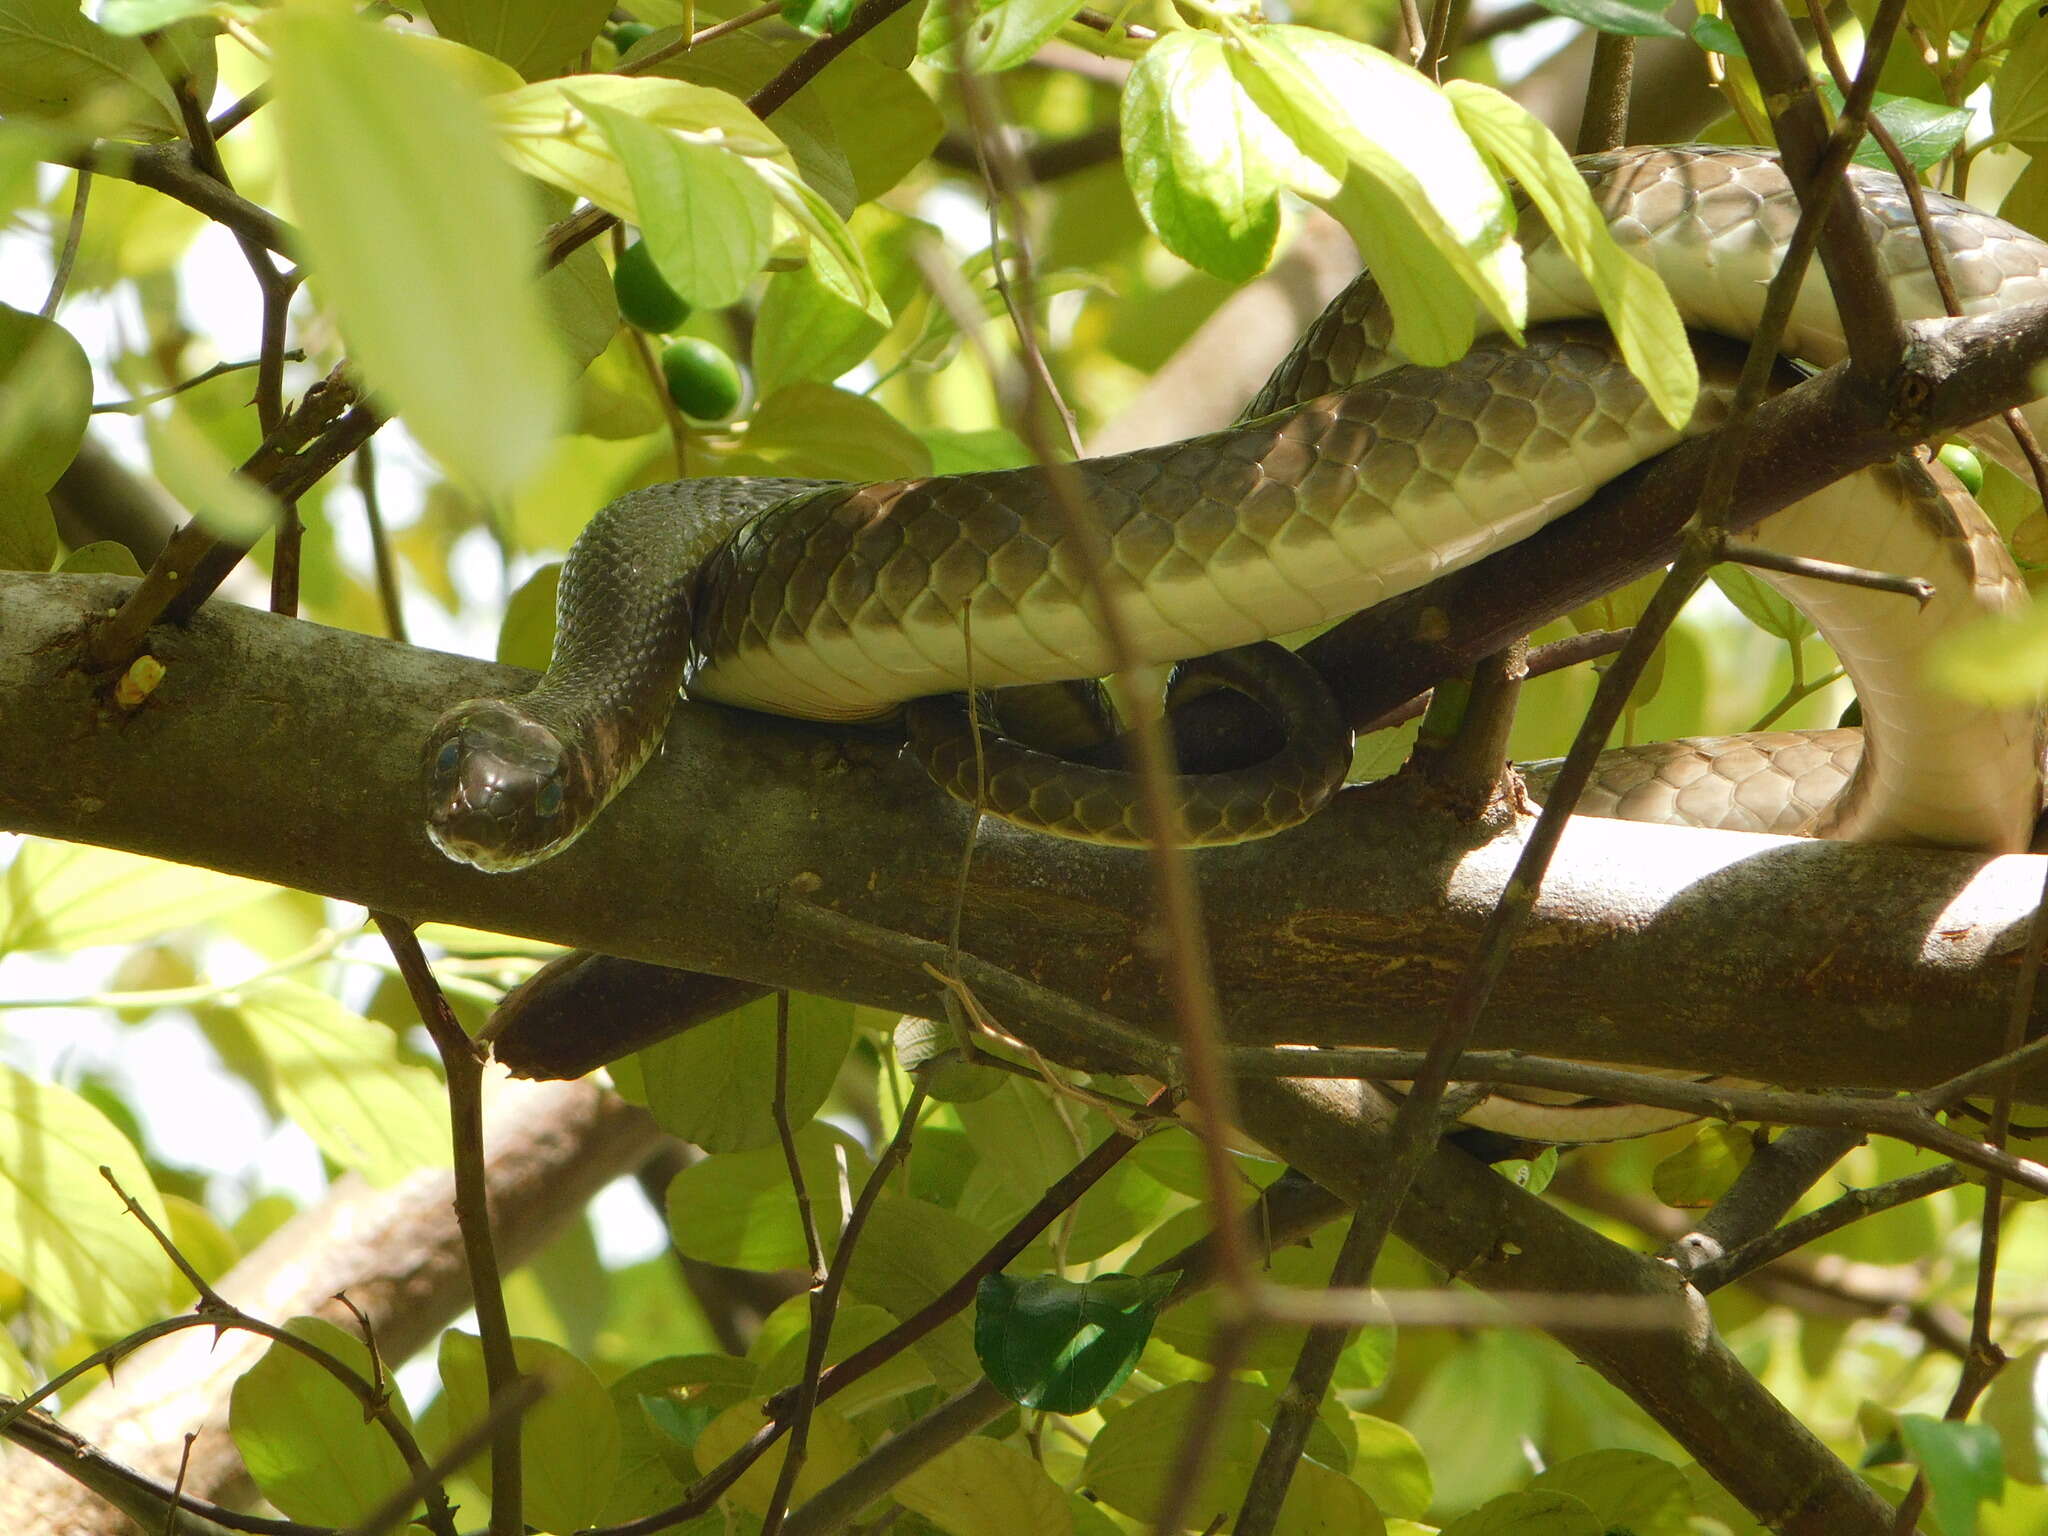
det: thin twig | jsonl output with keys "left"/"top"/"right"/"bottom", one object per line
{"left": 620, "top": 0, "right": 781, "bottom": 74}
{"left": 761, "top": 1080, "right": 926, "bottom": 1535}
{"left": 371, "top": 913, "right": 523, "bottom": 1536}
{"left": 1360, "top": 627, "right": 1630, "bottom": 733}
{"left": 1688, "top": 1164, "right": 1965, "bottom": 1292}
{"left": 41, "top": 168, "right": 90, "bottom": 318}
{"left": 1720, "top": 541, "right": 1935, "bottom": 603}
{"left": 91, "top": 352, "right": 310, "bottom": 414}
{"left": 1666, "top": 1125, "right": 1866, "bottom": 1277}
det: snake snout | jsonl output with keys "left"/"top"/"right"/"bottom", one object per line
{"left": 422, "top": 700, "right": 583, "bottom": 873}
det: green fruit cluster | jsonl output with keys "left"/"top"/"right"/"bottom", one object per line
{"left": 612, "top": 238, "right": 745, "bottom": 422}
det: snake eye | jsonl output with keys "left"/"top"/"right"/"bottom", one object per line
{"left": 434, "top": 739, "right": 461, "bottom": 779}
{"left": 535, "top": 780, "right": 565, "bottom": 819}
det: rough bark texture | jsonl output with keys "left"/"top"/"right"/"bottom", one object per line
{"left": 4, "top": 570, "right": 2044, "bottom": 1103}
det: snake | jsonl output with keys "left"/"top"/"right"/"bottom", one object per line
{"left": 424, "top": 146, "right": 2048, "bottom": 1138}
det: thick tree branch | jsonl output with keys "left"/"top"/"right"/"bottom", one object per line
{"left": 5, "top": 570, "right": 2048, "bottom": 1105}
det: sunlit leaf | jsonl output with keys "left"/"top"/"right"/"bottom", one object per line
{"left": 0, "top": 1326, "right": 29, "bottom": 1396}
{"left": 0, "top": 306, "right": 90, "bottom": 494}
{"left": 897, "top": 1435, "right": 1075, "bottom": 1536}
{"left": 1445, "top": 81, "right": 1696, "bottom": 426}
{"left": 439, "top": 1329, "right": 622, "bottom": 1532}
{"left": 1984, "top": 1344, "right": 2048, "bottom": 1483}
{"left": 0, "top": 0, "right": 180, "bottom": 137}
{"left": 1530, "top": 1450, "right": 1692, "bottom": 1535}
{"left": 56, "top": 540, "right": 145, "bottom": 577}
{"left": 1713, "top": 562, "right": 1813, "bottom": 643}
{"left": 920, "top": 0, "right": 1090, "bottom": 72}
{"left": 230, "top": 1316, "right": 418, "bottom": 1527}
{"left": 739, "top": 382, "right": 930, "bottom": 480}
{"left": 633, "top": 990, "right": 852, "bottom": 1152}
{"left": 1085, "top": 1380, "right": 1384, "bottom": 1534}
{"left": 844, "top": 1194, "right": 991, "bottom": 1387}
{"left": 269, "top": 7, "right": 568, "bottom": 498}
{"left": 0, "top": 841, "right": 273, "bottom": 955}
{"left": 1816, "top": 82, "right": 1972, "bottom": 172}
{"left": 0, "top": 1065, "right": 173, "bottom": 1334}
{"left": 1122, "top": 30, "right": 1283, "bottom": 282}
{"left": 692, "top": 1394, "right": 862, "bottom": 1513}
{"left": 423, "top": 0, "right": 612, "bottom": 79}
{"left": 1440, "top": 1491, "right": 1604, "bottom": 1535}
{"left": 664, "top": 1122, "right": 868, "bottom": 1270}
{"left": 497, "top": 561, "right": 561, "bottom": 672}
{"left": 233, "top": 981, "right": 452, "bottom": 1187}
{"left": 1227, "top": 26, "right": 1521, "bottom": 366}
{"left": 145, "top": 407, "right": 279, "bottom": 542}
{"left": 1652, "top": 1122, "right": 1755, "bottom": 1209}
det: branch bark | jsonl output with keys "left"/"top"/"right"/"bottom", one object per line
{"left": 4, "top": 569, "right": 2047, "bottom": 1104}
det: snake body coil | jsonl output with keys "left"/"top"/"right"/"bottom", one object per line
{"left": 425, "top": 146, "right": 2044, "bottom": 876}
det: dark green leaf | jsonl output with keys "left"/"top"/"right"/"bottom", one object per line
{"left": 975, "top": 1270, "right": 1179, "bottom": 1413}
{"left": 1690, "top": 13, "right": 1745, "bottom": 52}
{"left": 1818, "top": 83, "right": 1973, "bottom": 171}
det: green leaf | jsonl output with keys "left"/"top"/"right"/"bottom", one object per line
{"left": 1651, "top": 1122, "right": 1755, "bottom": 1208}
{"left": 1121, "top": 30, "right": 1283, "bottom": 282}
{"left": 1084, "top": 1380, "right": 1384, "bottom": 1534}
{"left": 99, "top": 0, "right": 253, "bottom": 32}
{"left": 896, "top": 1436, "right": 1075, "bottom": 1536}
{"left": 162, "top": 1193, "right": 238, "bottom": 1304}
{"left": 1817, "top": 82, "right": 1973, "bottom": 172}
{"left": 269, "top": 7, "right": 568, "bottom": 499}
{"left": 753, "top": 1302, "right": 933, "bottom": 1417}
{"left": 737, "top": 382, "right": 930, "bottom": 480}
{"left": 1349, "top": 1414, "right": 1433, "bottom": 1521}
{"left": 0, "top": 0, "right": 180, "bottom": 137}
{"left": 575, "top": 93, "right": 776, "bottom": 311}
{"left": 664, "top": 1122, "right": 870, "bottom": 1270}
{"left": 693, "top": 1394, "right": 863, "bottom": 1514}
{"left": 438, "top": 1330, "right": 623, "bottom": 1532}
{"left": 1994, "top": 14, "right": 2048, "bottom": 147}
{"left": 1403, "top": 1332, "right": 1546, "bottom": 1512}
{"left": 1530, "top": 0, "right": 1684, "bottom": 32}
{"left": 750, "top": 157, "right": 890, "bottom": 323}
{"left": 1529, "top": 1450, "right": 1693, "bottom": 1536}
{"left": 57, "top": 540, "right": 144, "bottom": 577}
{"left": 233, "top": 981, "right": 453, "bottom": 1187}
{"left": 920, "top": 0, "right": 1090, "bottom": 72}
{"left": 542, "top": 238, "right": 620, "bottom": 372}
{"left": 1690, "top": 14, "right": 1746, "bottom": 54}
{"left": 0, "top": 840, "right": 273, "bottom": 955}
{"left": 491, "top": 75, "right": 792, "bottom": 222}
{"left": 0, "top": 1065, "right": 173, "bottom": 1334}
{"left": 782, "top": 0, "right": 857, "bottom": 32}
{"left": 633, "top": 990, "right": 852, "bottom": 1152}
{"left": 1713, "top": 562, "right": 1813, "bottom": 643}
{"left": 0, "top": 1326, "right": 29, "bottom": 1397}
{"left": 0, "top": 306, "right": 89, "bottom": 496}
{"left": 976, "top": 1270, "right": 1177, "bottom": 1413}
{"left": 752, "top": 261, "right": 888, "bottom": 398}
{"left": 1227, "top": 26, "right": 1521, "bottom": 367}
{"left": 1985, "top": 1344, "right": 2048, "bottom": 1483}
{"left": 0, "top": 483, "right": 54, "bottom": 571}
{"left": 1928, "top": 603, "right": 2048, "bottom": 705}
{"left": 843, "top": 1193, "right": 992, "bottom": 1386}
{"left": 1898, "top": 1414, "right": 2003, "bottom": 1536}
{"left": 423, "top": 0, "right": 612, "bottom": 79}
{"left": 1445, "top": 80, "right": 1697, "bottom": 427}
{"left": 230, "top": 1316, "right": 418, "bottom": 1527}
{"left": 144, "top": 407, "right": 279, "bottom": 542}
{"left": 1495, "top": 1143, "right": 1560, "bottom": 1194}
{"left": 1439, "top": 1491, "right": 1605, "bottom": 1536}
{"left": 496, "top": 561, "right": 561, "bottom": 672}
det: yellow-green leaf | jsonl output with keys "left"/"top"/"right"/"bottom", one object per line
{"left": 0, "top": 1065, "right": 174, "bottom": 1334}
{"left": 438, "top": 1330, "right": 622, "bottom": 1532}
{"left": 1228, "top": 26, "right": 1521, "bottom": 366}
{"left": 423, "top": 0, "right": 612, "bottom": 80}
{"left": 230, "top": 1316, "right": 419, "bottom": 1527}
{"left": 739, "top": 382, "right": 930, "bottom": 480}
{"left": 897, "top": 1436, "right": 1074, "bottom": 1536}
{"left": 233, "top": 981, "right": 452, "bottom": 1187}
{"left": 0, "top": 0, "right": 180, "bottom": 138}
{"left": 1445, "top": 79, "right": 1697, "bottom": 426}
{"left": 0, "top": 305, "right": 90, "bottom": 492}
{"left": 633, "top": 990, "right": 853, "bottom": 1152}
{"left": 0, "top": 840, "right": 273, "bottom": 956}
{"left": 269, "top": 8, "right": 568, "bottom": 499}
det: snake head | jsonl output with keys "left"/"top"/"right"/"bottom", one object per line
{"left": 422, "top": 700, "right": 592, "bottom": 872}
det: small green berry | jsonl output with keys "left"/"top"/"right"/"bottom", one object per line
{"left": 612, "top": 21, "right": 656, "bottom": 50}
{"left": 613, "top": 240, "right": 691, "bottom": 335}
{"left": 660, "top": 338, "right": 744, "bottom": 421}
{"left": 1938, "top": 441, "right": 1986, "bottom": 497}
